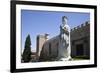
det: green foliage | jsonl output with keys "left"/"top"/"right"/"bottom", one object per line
{"left": 22, "top": 34, "right": 32, "bottom": 62}
{"left": 72, "top": 56, "right": 90, "bottom": 60}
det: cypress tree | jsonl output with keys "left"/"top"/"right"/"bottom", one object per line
{"left": 22, "top": 34, "right": 31, "bottom": 62}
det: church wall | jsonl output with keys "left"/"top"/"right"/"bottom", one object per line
{"left": 71, "top": 21, "right": 90, "bottom": 59}
{"left": 39, "top": 36, "right": 60, "bottom": 61}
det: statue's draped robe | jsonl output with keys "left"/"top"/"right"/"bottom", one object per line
{"left": 58, "top": 24, "right": 71, "bottom": 60}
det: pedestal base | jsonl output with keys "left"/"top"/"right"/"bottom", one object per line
{"left": 59, "top": 56, "right": 72, "bottom": 61}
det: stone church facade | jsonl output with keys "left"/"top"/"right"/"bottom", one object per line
{"left": 36, "top": 21, "right": 90, "bottom": 61}
{"left": 71, "top": 21, "right": 90, "bottom": 59}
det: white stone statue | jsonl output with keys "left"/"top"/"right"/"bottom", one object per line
{"left": 58, "top": 16, "right": 71, "bottom": 61}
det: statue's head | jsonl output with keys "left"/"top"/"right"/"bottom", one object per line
{"left": 62, "top": 16, "right": 68, "bottom": 26}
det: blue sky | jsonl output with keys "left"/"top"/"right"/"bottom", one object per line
{"left": 21, "top": 10, "right": 90, "bottom": 52}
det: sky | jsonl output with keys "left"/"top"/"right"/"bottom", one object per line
{"left": 21, "top": 10, "right": 90, "bottom": 53}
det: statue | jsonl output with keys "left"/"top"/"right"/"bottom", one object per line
{"left": 58, "top": 16, "right": 71, "bottom": 61}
